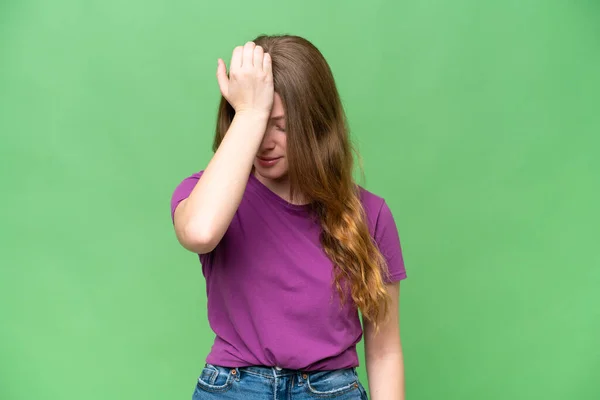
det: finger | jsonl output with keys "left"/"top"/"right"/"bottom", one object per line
{"left": 216, "top": 58, "right": 228, "bottom": 98}
{"left": 253, "top": 45, "right": 264, "bottom": 70}
{"left": 242, "top": 41, "right": 255, "bottom": 67}
{"left": 230, "top": 46, "right": 243, "bottom": 72}
{"left": 263, "top": 52, "right": 272, "bottom": 78}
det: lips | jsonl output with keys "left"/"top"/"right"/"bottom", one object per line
{"left": 258, "top": 156, "right": 281, "bottom": 161}
{"left": 257, "top": 156, "right": 282, "bottom": 168}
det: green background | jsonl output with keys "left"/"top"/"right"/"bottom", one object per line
{"left": 1, "top": 0, "right": 599, "bottom": 399}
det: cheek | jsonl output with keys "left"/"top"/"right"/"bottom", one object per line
{"left": 276, "top": 159, "right": 289, "bottom": 175}
{"left": 279, "top": 135, "right": 287, "bottom": 154}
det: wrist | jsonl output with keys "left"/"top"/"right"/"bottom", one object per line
{"left": 234, "top": 109, "right": 271, "bottom": 122}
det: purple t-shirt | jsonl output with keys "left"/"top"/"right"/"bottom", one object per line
{"left": 170, "top": 170, "right": 406, "bottom": 371}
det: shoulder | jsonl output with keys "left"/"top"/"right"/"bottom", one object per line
{"left": 355, "top": 185, "right": 390, "bottom": 234}
{"left": 170, "top": 170, "right": 205, "bottom": 221}
{"left": 356, "top": 184, "right": 406, "bottom": 281}
{"left": 357, "top": 184, "right": 385, "bottom": 210}
{"left": 183, "top": 170, "right": 204, "bottom": 181}
{"left": 171, "top": 170, "right": 205, "bottom": 201}
{"left": 172, "top": 169, "right": 206, "bottom": 192}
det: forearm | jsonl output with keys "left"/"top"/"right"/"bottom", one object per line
{"left": 178, "top": 111, "right": 268, "bottom": 249}
{"left": 365, "top": 349, "right": 405, "bottom": 400}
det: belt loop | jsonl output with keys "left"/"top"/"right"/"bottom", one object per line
{"left": 296, "top": 371, "right": 305, "bottom": 386}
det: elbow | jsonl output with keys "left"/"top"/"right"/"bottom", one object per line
{"left": 180, "top": 224, "right": 218, "bottom": 254}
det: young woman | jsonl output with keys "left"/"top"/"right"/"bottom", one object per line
{"left": 171, "top": 35, "right": 407, "bottom": 400}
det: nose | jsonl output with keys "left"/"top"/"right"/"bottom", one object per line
{"left": 259, "top": 131, "right": 276, "bottom": 151}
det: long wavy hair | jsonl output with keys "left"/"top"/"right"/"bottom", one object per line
{"left": 213, "top": 34, "right": 392, "bottom": 330}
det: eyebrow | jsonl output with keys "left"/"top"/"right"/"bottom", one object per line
{"left": 270, "top": 116, "right": 285, "bottom": 121}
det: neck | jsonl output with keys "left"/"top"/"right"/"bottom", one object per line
{"left": 253, "top": 170, "right": 309, "bottom": 205}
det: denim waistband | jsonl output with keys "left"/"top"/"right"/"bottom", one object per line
{"left": 209, "top": 364, "right": 356, "bottom": 379}
{"left": 242, "top": 365, "right": 299, "bottom": 378}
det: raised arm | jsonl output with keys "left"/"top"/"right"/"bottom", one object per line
{"left": 173, "top": 42, "right": 273, "bottom": 254}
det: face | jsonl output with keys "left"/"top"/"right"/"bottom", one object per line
{"left": 253, "top": 92, "right": 289, "bottom": 182}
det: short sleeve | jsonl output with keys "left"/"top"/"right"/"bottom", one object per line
{"left": 170, "top": 171, "right": 203, "bottom": 223}
{"left": 374, "top": 200, "right": 407, "bottom": 283}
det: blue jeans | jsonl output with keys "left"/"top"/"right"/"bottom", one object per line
{"left": 192, "top": 364, "right": 369, "bottom": 399}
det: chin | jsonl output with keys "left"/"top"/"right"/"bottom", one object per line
{"left": 254, "top": 164, "right": 288, "bottom": 181}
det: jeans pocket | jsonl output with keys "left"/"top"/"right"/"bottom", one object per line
{"left": 305, "top": 368, "right": 361, "bottom": 398}
{"left": 196, "top": 364, "right": 235, "bottom": 393}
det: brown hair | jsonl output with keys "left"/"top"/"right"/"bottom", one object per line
{"left": 213, "top": 34, "right": 392, "bottom": 330}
